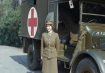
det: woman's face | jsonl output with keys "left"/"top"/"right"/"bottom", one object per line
{"left": 46, "top": 24, "right": 52, "bottom": 32}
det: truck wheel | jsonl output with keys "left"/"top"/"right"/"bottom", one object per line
{"left": 23, "top": 38, "right": 29, "bottom": 53}
{"left": 27, "top": 44, "right": 41, "bottom": 70}
{"left": 27, "top": 45, "right": 33, "bottom": 69}
{"left": 75, "top": 58, "right": 99, "bottom": 73}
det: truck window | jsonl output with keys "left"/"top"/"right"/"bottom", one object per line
{"left": 82, "top": 2, "right": 105, "bottom": 24}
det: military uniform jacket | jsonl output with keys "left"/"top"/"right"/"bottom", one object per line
{"left": 41, "top": 31, "right": 60, "bottom": 59}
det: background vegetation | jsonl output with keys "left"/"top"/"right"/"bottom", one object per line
{"left": 0, "top": 0, "right": 22, "bottom": 47}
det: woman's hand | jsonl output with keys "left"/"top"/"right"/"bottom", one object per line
{"left": 41, "top": 56, "right": 43, "bottom": 60}
{"left": 41, "top": 56, "right": 43, "bottom": 64}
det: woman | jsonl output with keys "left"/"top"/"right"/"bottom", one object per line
{"left": 41, "top": 21, "right": 60, "bottom": 73}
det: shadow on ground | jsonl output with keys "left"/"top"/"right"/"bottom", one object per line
{"left": 10, "top": 55, "right": 69, "bottom": 73}
{"left": 10, "top": 55, "right": 42, "bottom": 73}
{"left": 10, "top": 55, "right": 28, "bottom": 68}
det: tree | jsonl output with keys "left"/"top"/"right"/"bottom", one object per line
{"left": 0, "top": 0, "right": 22, "bottom": 47}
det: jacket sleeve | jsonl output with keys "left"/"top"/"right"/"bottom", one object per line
{"left": 55, "top": 33, "right": 60, "bottom": 52}
{"left": 41, "top": 34, "right": 44, "bottom": 57}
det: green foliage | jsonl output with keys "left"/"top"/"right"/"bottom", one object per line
{"left": 0, "top": 0, "right": 22, "bottom": 47}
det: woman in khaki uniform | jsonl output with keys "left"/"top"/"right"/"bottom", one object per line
{"left": 41, "top": 21, "right": 60, "bottom": 73}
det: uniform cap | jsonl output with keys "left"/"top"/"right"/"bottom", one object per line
{"left": 46, "top": 21, "right": 54, "bottom": 25}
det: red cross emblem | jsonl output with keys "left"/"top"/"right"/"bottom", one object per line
{"left": 27, "top": 7, "right": 38, "bottom": 38}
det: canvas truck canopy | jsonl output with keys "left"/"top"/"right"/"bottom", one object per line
{"left": 35, "top": 0, "right": 48, "bottom": 39}
{"left": 20, "top": 0, "right": 48, "bottom": 39}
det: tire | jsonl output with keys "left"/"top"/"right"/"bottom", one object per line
{"left": 23, "top": 38, "right": 29, "bottom": 53}
{"left": 58, "top": 61, "right": 65, "bottom": 69}
{"left": 75, "top": 58, "right": 99, "bottom": 73}
{"left": 27, "top": 45, "right": 33, "bottom": 68}
{"left": 27, "top": 43, "right": 41, "bottom": 70}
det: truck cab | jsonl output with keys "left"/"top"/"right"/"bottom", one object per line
{"left": 47, "top": 0, "right": 105, "bottom": 73}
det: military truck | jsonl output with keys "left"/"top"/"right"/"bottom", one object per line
{"left": 20, "top": 0, "right": 105, "bottom": 73}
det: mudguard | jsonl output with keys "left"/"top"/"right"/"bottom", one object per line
{"left": 71, "top": 49, "right": 105, "bottom": 73}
